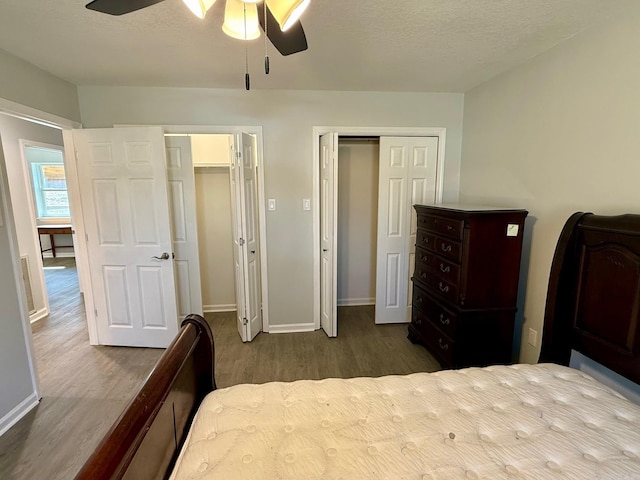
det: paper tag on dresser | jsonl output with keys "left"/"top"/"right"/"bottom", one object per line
{"left": 506, "top": 224, "right": 519, "bottom": 237}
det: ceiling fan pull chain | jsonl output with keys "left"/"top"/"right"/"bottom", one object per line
{"left": 244, "top": 2, "right": 250, "bottom": 90}
{"left": 264, "top": 0, "right": 270, "bottom": 74}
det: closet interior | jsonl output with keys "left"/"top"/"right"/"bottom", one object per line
{"left": 336, "top": 136, "right": 380, "bottom": 319}
{"left": 189, "top": 134, "right": 237, "bottom": 313}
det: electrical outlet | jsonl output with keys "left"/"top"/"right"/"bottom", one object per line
{"left": 268, "top": 198, "right": 276, "bottom": 211}
{"left": 302, "top": 198, "right": 311, "bottom": 211}
{"left": 527, "top": 328, "right": 538, "bottom": 347}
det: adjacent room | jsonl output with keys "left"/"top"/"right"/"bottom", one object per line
{"left": 2, "top": 0, "right": 640, "bottom": 478}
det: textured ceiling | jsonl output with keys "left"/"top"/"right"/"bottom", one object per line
{"left": 0, "top": 0, "right": 637, "bottom": 92}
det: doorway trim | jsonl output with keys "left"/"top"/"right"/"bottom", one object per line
{"left": 312, "top": 126, "right": 447, "bottom": 330}
{"left": 118, "top": 124, "right": 270, "bottom": 332}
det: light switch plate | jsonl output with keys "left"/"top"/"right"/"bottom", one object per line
{"left": 268, "top": 198, "right": 276, "bottom": 211}
{"left": 302, "top": 198, "right": 311, "bottom": 211}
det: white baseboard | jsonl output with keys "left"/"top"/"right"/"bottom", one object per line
{"left": 337, "top": 297, "right": 375, "bottom": 307}
{"left": 203, "top": 304, "right": 237, "bottom": 313}
{"left": 29, "top": 307, "right": 49, "bottom": 324}
{"left": 0, "top": 393, "right": 39, "bottom": 437}
{"left": 268, "top": 323, "right": 316, "bottom": 334}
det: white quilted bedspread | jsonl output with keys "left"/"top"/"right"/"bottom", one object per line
{"left": 170, "top": 364, "right": 640, "bottom": 479}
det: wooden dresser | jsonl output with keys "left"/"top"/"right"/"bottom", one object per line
{"left": 409, "top": 204, "right": 528, "bottom": 368}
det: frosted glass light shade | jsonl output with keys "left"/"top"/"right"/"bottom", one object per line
{"left": 265, "top": 0, "right": 310, "bottom": 31}
{"left": 223, "top": 0, "right": 261, "bottom": 40}
{"left": 182, "top": 0, "right": 217, "bottom": 19}
{"left": 240, "top": 0, "right": 262, "bottom": 3}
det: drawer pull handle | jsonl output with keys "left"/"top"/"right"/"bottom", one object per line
{"left": 446, "top": 225, "right": 454, "bottom": 231}
{"left": 438, "top": 338, "right": 449, "bottom": 351}
{"left": 421, "top": 254, "right": 428, "bottom": 262}
{"left": 439, "top": 263, "right": 450, "bottom": 273}
{"left": 439, "top": 313, "right": 450, "bottom": 326}
{"left": 416, "top": 297, "right": 423, "bottom": 304}
{"left": 420, "top": 271, "right": 428, "bottom": 279}
{"left": 438, "top": 282, "right": 449, "bottom": 293}
{"left": 414, "top": 316, "right": 422, "bottom": 326}
{"left": 422, "top": 236, "right": 430, "bottom": 244}
{"left": 441, "top": 243, "right": 452, "bottom": 253}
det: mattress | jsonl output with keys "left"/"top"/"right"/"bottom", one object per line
{"left": 170, "top": 364, "right": 640, "bottom": 479}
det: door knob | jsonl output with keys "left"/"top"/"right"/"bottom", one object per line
{"left": 152, "top": 252, "right": 170, "bottom": 260}
{"left": 322, "top": 248, "right": 328, "bottom": 252}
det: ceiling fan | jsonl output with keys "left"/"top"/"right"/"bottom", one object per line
{"left": 85, "top": 0, "right": 309, "bottom": 57}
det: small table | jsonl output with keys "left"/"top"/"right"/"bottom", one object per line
{"left": 37, "top": 225, "right": 73, "bottom": 258}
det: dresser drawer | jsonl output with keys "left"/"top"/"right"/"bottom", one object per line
{"left": 432, "top": 255, "right": 459, "bottom": 284}
{"left": 434, "top": 236, "right": 462, "bottom": 262}
{"left": 412, "top": 286, "right": 458, "bottom": 338}
{"left": 421, "top": 215, "right": 464, "bottom": 240}
{"left": 428, "top": 275, "right": 459, "bottom": 304}
{"left": 416, "top": 229, "right": 435, "bottom": 251}
{"left": 413, "top": 309, "right": 455, "bottom": 366}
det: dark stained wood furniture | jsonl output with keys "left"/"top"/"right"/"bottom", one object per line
{"left": 74, "top": 212, "right": 640, "bottom": 479}
{"left": 37, "top": 224, "right": 73, "bottom": 258}
{"left": 408, "top": 204, "right": 528, "bottom": 368}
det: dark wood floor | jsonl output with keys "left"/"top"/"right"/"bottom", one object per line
{"left": 0, "top": 259, "right": 440, "bottom": 480}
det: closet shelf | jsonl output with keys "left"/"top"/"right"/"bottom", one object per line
{"left": 194, "top": 164, "right": 231, "bottom": 169}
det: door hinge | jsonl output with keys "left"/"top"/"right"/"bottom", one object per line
{"left": 239, "top": 237, "right": 245, "bottom": 246}
{"left": 94, "top": 308, "right": 98, "bottom": 317}
{"left": 242, "top": 317, "right": 248, "bottom": 325}
{"left": 85, "top": 233, "right": 89, "bottom": 243}
{"left": 236, "top": 150, "right": 242, "bottom": 160}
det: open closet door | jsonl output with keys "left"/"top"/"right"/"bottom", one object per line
{"left": 320, "top": 132, "right": 338, "bottom": 337}
{"left": 164, "top": 136, "right": 203, "bottom": 317}
{"left": 72, "top": 127, "right": 179, "bottom": 348}
{"left": 375, "top": 136, "right": 439, "bottom": 324}
{"left": 232, "top": 133, "right": 262, "bottom": 342}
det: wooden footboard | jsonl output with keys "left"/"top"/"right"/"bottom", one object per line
{"left": 74, "top": 314, "right": 216, "bottom": 480}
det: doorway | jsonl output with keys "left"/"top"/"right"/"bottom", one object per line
{"left": 0, "top": 114, "right": 83, "bottom": 334}
{"left": 166, "top": 132, "right": 264, "bottom": 343}
{"left": 314, "top": 127, "right": 446, "bottom": 337}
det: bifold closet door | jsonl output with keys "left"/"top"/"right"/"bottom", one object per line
{"left": 165, "top": 136, "right": 203, "bottom": 318}
{"left": 375, "top": 136, "right": 439, "bottom": 324}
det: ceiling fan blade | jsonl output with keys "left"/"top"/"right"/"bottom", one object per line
{"left": 258, "top": 6, "right": 308, "bottom": 56}
{"left": 85, "top": 0, "right": 166, "bottom": 16}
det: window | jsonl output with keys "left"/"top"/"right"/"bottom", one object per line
{"left": 24, "top": 145, "right": 70, "bottom": 219}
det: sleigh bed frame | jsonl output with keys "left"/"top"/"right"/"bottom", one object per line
{"left": 74, "top": 212, "right": 640, "bottom": 480}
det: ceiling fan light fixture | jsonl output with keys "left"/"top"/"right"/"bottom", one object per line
{"left": 182, "top": 0, "right": 217, "bottom": 19}
{"left": 223, "top": 0, "right": 261, "bottom": 40}
{"left": 265, "top": 0, "right": 310, "bottom": 31}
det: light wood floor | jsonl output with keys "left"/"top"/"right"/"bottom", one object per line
{"left": 0, "top": 259, "right": 440, "bottom": 480}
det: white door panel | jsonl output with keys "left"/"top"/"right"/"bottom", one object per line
{"left": 376, "top": 137, "right": 439, "bottom": 324}
{"left": 73, "top": 127, "right": 178, "bottom": 347}
{"left": 319, "top": 133, "right": 338, "bottom": 337}
{"left": 165, "top": 136, "right": 203, "bottom": 318}
{"left": 232, "top": 133, "right": 262, "bottom": 342}
{"left": 241, "top": 133, "right": 262, "bottom": 341}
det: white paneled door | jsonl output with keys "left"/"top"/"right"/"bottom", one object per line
{"left": 320, "top": 132, "right": 338, "bottom": 337}
{"left": 73, "top": 127, "right": 178, "bottom": 347}
{"left": 164, "top": 136, "right": 203, "bottom": 318}
{"left": 233, "top": 133, "right": 262, "bottom": 342}
{"left": 375, "top": 136, "right": 439, "bottom": 324}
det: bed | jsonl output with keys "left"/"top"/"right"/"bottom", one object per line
{"left": 74, "top": 212, "right": 640, "bottom": 479}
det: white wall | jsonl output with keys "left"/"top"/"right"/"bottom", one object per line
{"left": 0, "top": 49, "right": 80, "bottom": 122}
{"left": 0, "top": 115, "right": 65, "bottom": 320}
{"left": 78, "top": 87, "right": 464, "bottom": 327}
{"left": 460, "top": 4, "right": 640, "bottom": 363}
{"left": 337, "top": 138, "right": 379, "bottom": 305}
{"left": 0, "top": 134, "right": 39, "bottom": 435}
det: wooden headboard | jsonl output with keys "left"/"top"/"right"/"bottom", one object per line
{"left": 541, "top": 212, "right": 640, "bottom": 385}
